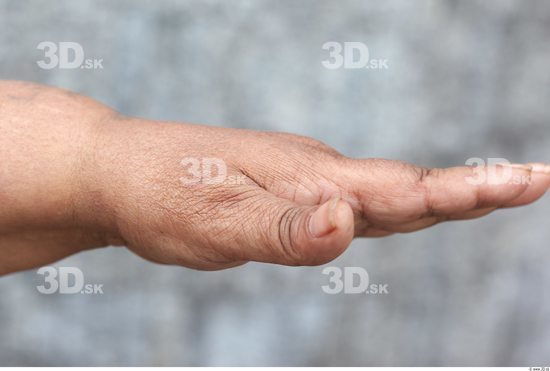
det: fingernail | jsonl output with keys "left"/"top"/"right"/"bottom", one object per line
{"left": 308, "top": 197, "right": 339, "bottom": 238}
{"left": 530, "top": 163, "right": 550, "bottom": 175}
{"left": 501, "top": 163, "right": 533, "bottom": 171}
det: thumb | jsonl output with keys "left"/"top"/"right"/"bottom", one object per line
{"left": 240, "top": 197, "right": 355, "bottom": 266}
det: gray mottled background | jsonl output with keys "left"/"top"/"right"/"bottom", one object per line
{"left": 0, "top": 0, "right": 549, "bottom": 366}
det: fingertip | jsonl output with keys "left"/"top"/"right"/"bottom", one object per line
{"left": 504, "top": 163, "right": 550, "bottom": 207}
{"left": 302, "top": 198, "right": 354, "bottom": 266}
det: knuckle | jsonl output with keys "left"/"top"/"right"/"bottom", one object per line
{"left": 413, "top": 166, "right": 440, "bottom": 217}
{"left": 414, "top": 166, "right": 439, "bottom": 184}
{"left": 275, "top": 132, "right": 343, "bottom": 158}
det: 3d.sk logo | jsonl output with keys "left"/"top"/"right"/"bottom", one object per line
{"left": 36, "top": 266, "right": 103, "bottom": 295}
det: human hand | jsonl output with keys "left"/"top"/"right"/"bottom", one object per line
{"left": 1, "top": 81, "right": 549, "bottom": 274}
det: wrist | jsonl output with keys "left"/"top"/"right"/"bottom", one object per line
{"left": 72, "top": 113, "right": 129, "bottom": 245}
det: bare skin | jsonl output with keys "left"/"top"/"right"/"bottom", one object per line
{"left": 0, "top": 81, "right": 549, "bottom": 275}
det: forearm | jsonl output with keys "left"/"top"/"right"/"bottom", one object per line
{"left": 0, "top": 82, "right": 101, "bottom": 228}
{"left": 0, "top": 81, "right": 115, "bottom": 274}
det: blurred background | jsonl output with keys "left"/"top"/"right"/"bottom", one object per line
{"left": 0, "top": 0, "right": 549, "bottom": 366}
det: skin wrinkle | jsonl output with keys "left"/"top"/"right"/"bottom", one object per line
{"left": 182, "top": 235, "right": 239, "bottom": 269}
{"left": 276, "top": 205, "right": 303, "bottom": 265}
{"left": 237, "top": 166, "right": 263, "bottom": 189}
{"left": 416, "top": 167, "right": 437, "bottom": 219}
{"left": 1, "top": 81, "right": 549, "bottom": 274}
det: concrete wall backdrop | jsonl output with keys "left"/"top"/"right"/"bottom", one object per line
{"left": 0, "top": 0, "right": 549, "bottom": 366}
